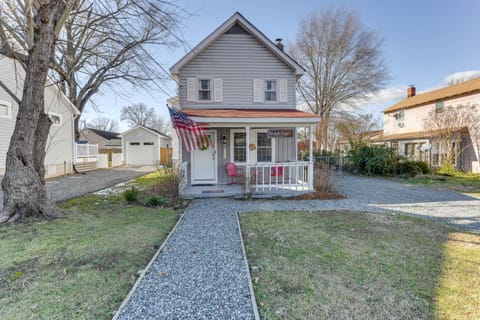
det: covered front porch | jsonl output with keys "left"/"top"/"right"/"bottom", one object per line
{"left": 177, "top": 109, "right": 319, "bottom": 198}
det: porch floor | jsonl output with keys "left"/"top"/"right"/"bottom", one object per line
{"left": 181, "top": 183, "right": 312, "bottom": 199}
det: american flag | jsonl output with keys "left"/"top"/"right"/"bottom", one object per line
{"left": 167, "top": 106, "right": 211, "bottom": 152}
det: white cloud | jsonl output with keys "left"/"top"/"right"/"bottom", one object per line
{"left": 444, "top": 70, "right": 480, "bottom": 85}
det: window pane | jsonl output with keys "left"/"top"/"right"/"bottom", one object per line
{"left": 257, "top": 133, "right": 272, "bottom": 162}
{"left": 199, "top": 91, "right": 211, "bottom": 100}
{"left": 233, "top": 132, "right": 246, "bottom": 162}
{"left": 200, "top": 79, "right": 210, "bottom": 89}
{"left": 264, "top": 80, "right": 277, "bottom": 101}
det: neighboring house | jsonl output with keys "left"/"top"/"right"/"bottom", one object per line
{"left": 79, "top": 128, "right": 122, "bottom": 150}
{"left": 376, "top": 79, "right": 480, "bottom": 172}
{"left": 169, "top": 12, "right": 320, "bottom": 193}
{"left": 0, "top": 57, "right": 80, "bottom": 178}
{"left": 120, "top": 125, "right": 171, "bottom": 166}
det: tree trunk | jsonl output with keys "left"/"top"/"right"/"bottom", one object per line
{"left": 0, "top": 1, "right": 66, "bottom": 223}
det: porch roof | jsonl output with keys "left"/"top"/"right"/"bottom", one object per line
{"left": 182, "top": 108, "right": 320, "bottom": 126}
{"left": 373, "top": 127, "right": 467, "bottom": 141}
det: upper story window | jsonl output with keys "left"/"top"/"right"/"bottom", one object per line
{"left": 435, "top": 101, "right": 444, "bottom": 113}
{"left": 0, "top": 101, "right": 11, "bottom": 118}
{"left": 264, "top": 80, "right": 277, "bottom": 101}
{"left": 198, "top": 79, "right": 212, "bottom": 101}
{"left": 48, "top": 112, "right": 62, "bottom": 125}
{"left": 395, "top": 109, "right": 405, "bottom": 128}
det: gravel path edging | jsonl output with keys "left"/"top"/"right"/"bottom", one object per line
{"left": 111, "top": 203, "right": 191, "bottom": 320}
{"left": 235, "top": 211, "right": 261, "bottom": 320}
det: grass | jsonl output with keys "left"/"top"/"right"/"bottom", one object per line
{"left": 396, "top": 171, "right": 480, "bottom": 194}
{"left": 240, "top": 210, "right": 480, "bottom": 320}
{"left": 0, "top": 191, "right": 179, "bottom": 319}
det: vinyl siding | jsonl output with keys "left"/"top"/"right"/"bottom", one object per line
{"left": 179, "top": 30, "right": 296, "bottom": 109}
{"left": 0, "top": 57, "right": 76, "bottom": 177}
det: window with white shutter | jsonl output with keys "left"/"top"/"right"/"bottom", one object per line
{"left": 253, "top": 79, "right": 263, "bottom": 103}
{"left": 213, "top": 78, "right": 223, "bottom": 102}
{"left": 186, "top": 77, "right": 196, "bottom": 102}
{"left": 279, "top": 79, "right": 288, "bottom": 103}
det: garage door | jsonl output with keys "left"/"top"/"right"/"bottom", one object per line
{"left": 127, "top": 142, "right": 156, "bottom": 166}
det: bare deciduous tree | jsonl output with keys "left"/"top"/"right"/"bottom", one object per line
{"left": 290, "top": 7, "right": 388, "bottom": 152}
{"left": 121, "top": 103, "right": 167, "bottom": 133}
{"left": 425, "top": 103, "right": 480, "bottom": 171}
{"left": 87, "top": 116, "right": 119, "bottom": 132}
{"left": 334, "top": 113, "right": 381, "bottom": 150}
{"left": 0, "top": 0, "right": 184, "bottom": 223}
{"left": 0, "top": 0, "right": 72, "bottom": 223}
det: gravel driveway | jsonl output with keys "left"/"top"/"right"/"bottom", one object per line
{"left": 235, "top": 174, "right": 480, "bottom": 232}
{"left": 0, "top": 166, "right": 156, "bottom": 210}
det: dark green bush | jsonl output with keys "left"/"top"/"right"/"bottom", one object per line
{"left": 123, "top": 187, "right": 138, "bottom": 203}
{"left": 398, "top": 160, "right": 421, "bottom": 177}
{"left": 412, "top": 161, "right": 431, "bottom": 174}
{"left": 144, "top": 196, "right": 170, "bottom": 207}
{"left": 347, "top": 145, "right": 398, "bottom": 176}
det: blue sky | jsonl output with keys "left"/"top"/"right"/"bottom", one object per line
{"left": 84, "top": 0, "right": 480, "bottom": 131}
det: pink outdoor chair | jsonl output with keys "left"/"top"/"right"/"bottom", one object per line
{"left": 226, "top": 162, "right": 245, "bottom": 185}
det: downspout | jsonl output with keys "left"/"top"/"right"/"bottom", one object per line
{"left": 72, "top": 112, "right": 79, "bottom": 174}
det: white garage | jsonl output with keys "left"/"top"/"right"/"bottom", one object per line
{"left": 120, "top": 125, "right": 171, "bottom": 166}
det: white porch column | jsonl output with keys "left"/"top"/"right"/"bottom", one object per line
{"left": 309, "top": 126, "right": 314, "bottom": 190}
{"left": 245, "top": 126, "right": 250, "bottom": 164}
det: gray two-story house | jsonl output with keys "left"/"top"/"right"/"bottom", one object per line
{"left": 170, "top": 12, "right": 319, "bottom": 195}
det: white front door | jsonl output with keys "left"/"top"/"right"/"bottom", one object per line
{"left": 191, "top": 130, "right": 217, "bottom": 184}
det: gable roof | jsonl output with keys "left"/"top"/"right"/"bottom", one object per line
{"left": 120, "top": 125, "right": 171, "bottom": 139}
{"left": 170, "top": 12, "right": 305, "bottom": 77}
{"left": 85, "top": 128, "right": 120, "bottom": 140}
{"left": 384, "top": 77, "right": 480, "bottom": 113}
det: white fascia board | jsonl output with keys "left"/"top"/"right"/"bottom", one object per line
{"left": 192, "top": 117, "right": 320, "bottom": 128}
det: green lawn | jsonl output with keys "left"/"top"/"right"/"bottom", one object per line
{"left": 241, "top": 211, "right": 480, "bottom": 320}
{"left": 396, "top": 172, "right": 480, "bottom": 195}
{"left": 0, "top": 192, "right": 179, "bottom": 319}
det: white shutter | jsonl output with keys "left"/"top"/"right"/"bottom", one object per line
{"left": 213, "top": 78, "right": 223, "bottom": 102}
{"left": 279, "top": 79, "right": 288, "bottom": 103}
{"left": 253, "top": 79, "right": 263, "bottom": 103}
{"left": 186, "top": 77, "right": 196, "bottom": 102}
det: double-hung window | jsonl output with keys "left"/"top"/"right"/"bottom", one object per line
{"left": 435, "top": 101, "right": 444, "bottom": 113}
{"left": 264, "top": 80, "right": 277, "bottom": 102}
{"left": 256, "top": 132, "right": 272, "bottom": 162}
{"left": 198, "top": 79, "right": 211, "bottom": 101}
{"left": 232, "top": 131, "right": 246, "bottom": 163}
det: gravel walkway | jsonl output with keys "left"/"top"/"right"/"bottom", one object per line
{"left": 234, "top": 174, "right": 480, "bottom": 232}
{"left": 0, "top": 166, "right": 156, "bottom": 209}
{"left": 116, "top": 198, "right": 258, "bottom": 320}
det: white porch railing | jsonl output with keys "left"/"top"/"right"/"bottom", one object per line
{"left": 178, "top": 161, "right": 188, "bottom": 195}
{"left": 245, "top": 161, "right": 313, "bottom": 192}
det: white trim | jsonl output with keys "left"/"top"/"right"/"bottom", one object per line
{"left": 0, "top": 100, "right": 12, "bottom": 118}
{"left": 170, "top": 12, "right": 304, "bottom": 76}
{"left": 230, "top": 128, "right": 275, "bottom": 164}
{"left": 252, "top": 129, "right": 275, "bottom": 163}
{"left": 190, "top": 116, "right": 320, "bottom": 125}
{"left": 119, "top": 125, "right": 170, "bottom": 138}
{"left": 48, "top": 112, "right": 62, "bottom": 126}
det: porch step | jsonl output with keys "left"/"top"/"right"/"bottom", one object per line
{"left": 74, "top": 161, "right": 97, "bottom": 173}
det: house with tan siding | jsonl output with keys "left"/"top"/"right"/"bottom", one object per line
{"left": 377, "top": 78, "right": 480, "bottom": 172}
{"left": 170, "top": 12, "right": 320, "bottom": 195}
{"left": 0, "top": 57, "right": 80, "bottom": 178}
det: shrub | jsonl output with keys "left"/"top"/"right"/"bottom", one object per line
{"left": 313, "top": 163, "right": 333, "bottom": 192}
{"left": 398, "top": 160, "right": 422, "bottom": 177}
{"left": 123, "top": 187, "right": 138, "bottom": 203}
{"left": 144, "top": 196, "right": 170, "bottom": 207}
{"left": 150, "top": 167, "right": 180, "bottom": 199}
{"left": 413, "top": 161, "right": 431, "bottom": 174}
{"left": 347, "top": 145, "right": 398, "bottom": 176}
